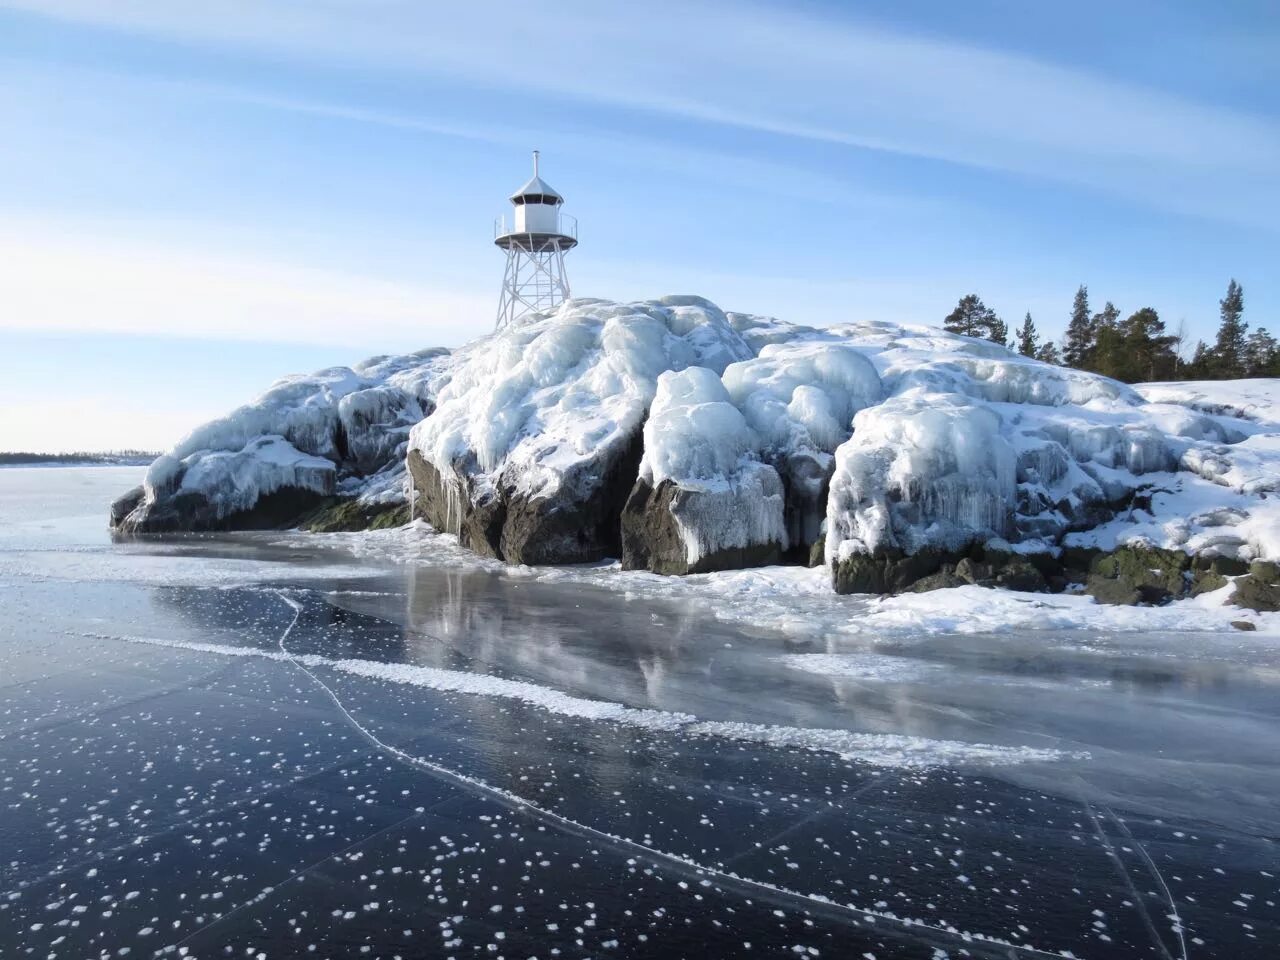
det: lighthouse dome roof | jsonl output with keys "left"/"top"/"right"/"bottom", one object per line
{"left": 510, "top": 174, "right": 563, "bottom": 204}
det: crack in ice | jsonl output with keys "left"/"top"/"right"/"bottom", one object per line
{"left": 262, "top": 590, "right": 1076, "bottom": 958}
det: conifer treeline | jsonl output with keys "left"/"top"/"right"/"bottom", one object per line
{"left": 943, "top": 279, "right": 1278, "bottom": 382}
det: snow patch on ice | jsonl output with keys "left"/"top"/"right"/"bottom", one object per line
{"left": 103, "top": 632, "right": 1080, "bottom": 768}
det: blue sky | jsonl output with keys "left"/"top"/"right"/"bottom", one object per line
{"left": 1, "top": 1, "right": 1277, "bottom": 451}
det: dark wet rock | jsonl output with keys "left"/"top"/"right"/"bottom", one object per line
{"left": 110, "top": 486, "right": 145, "bottom": 527}
{"left": 115, "top": 485, "right": 333, "bottom": 534}
{"left": 831, "top": 547, "right": 956, "bottom": 595}
{"left": 408, "top": 434, "right": 642, "bottom": 565}
{"left": 621, "top": 476, "right": 783, "bottom": 575}
{"left": 407, "top": 449, "right": 504, "bottom": 560}
{"left": 953, "top": 557, "right": 990, "bottom": 584}
{"left": 994, "top": 558, "right": 1049, "bottom": 592}
{"left": 1192, "top": 554, "right": 1250, "bottom": 577}
{"left": 908, "top": 570, "right": 967, "bottom": 592}
{"left": 833, "top": 545, "right": 1053, "bottom": 596}
{"left": 1085, "top": 545, "right": 1190, "bottom": 604}
{"left": 1230, "top": 619, "right": 1257, "bottom": 631}
{"left": 1059, "top": 546, "right": 1102, "bottom": 584}
{"left": 773, "top": 453, "right": 836, "bottom": 564}
{"left": 1250, "top": 559, "right": 1280, "bottom": 582}
{"left": 1189, "top": 570, "right": 1229, "bottom": 597}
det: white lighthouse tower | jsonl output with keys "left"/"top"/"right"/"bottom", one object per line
{"left": 494, "top": 151, "right": 577, "bottom": 330}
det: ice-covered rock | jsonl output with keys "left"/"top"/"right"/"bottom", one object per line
{"left": 407, "top": 297, "right": 754, "bottom": 564}
{"left": 722, "top": 341, "right": 882, "bottom": 557}
{"left": 621, "top": 366, "right": 787, "bottom": 574}
{"left": 815, "top": 323, "right": 1280, "bottom": 594}
{"left": 109, "top": 292, "right": 1280, "bottom": 607}
{"left": 113, "top": 348, "right": 453, "bottom": 533}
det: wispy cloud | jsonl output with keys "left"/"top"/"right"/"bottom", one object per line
{"left": 0, "top": 221, "right": 490, "bottom": 348}
{"left": 8, "top": 0, "right": 1279, "bottom": 222}
{"left": 0, "top": 395, "right": 219, "bottom": 453}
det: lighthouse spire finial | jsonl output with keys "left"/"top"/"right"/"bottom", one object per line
{"left": 532, "top": 149, "right": 539, "bottom": 177}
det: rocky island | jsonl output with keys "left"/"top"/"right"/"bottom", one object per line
{"left": 111, "top": 296, "right": 1280, "bottom": 612}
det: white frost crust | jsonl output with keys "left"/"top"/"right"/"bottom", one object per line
{"left": 774, "top": 316, "right": 1280, "bottom": 565}
{"left": 138, "top": 348, "right": 453, "bottom": 521}
{"left": 826, "top": 391, "right": 1016, "bottom": 559}
{"left": 1135, "top": 379, "right": 1280, "bottom": 424}
{"left": 409, "top": 297, "right": 754, "bottom": 517}
{"left": 148, "top": 436, "right": 336, "bottom": 520}
{"left": 642, "top": 367, "right": 759, "bottom": 486}
{"left": 722, "top": 341, "right": 882, "bottom": 456}
{"left": 640, "top": 367, "right": 787, "bottom": 564}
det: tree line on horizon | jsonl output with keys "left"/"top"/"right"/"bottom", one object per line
{"left": 942, "top": 279, "right": 1279, "bottom": 383}
{"left": 0, "top": 450, "right": 159, "bottom": 465}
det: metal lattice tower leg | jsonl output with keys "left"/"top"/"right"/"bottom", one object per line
{"left": 495, "top": 238, "right": 572, "bottom": 331}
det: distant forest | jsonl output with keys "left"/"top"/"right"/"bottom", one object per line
{"left": 943, "top": 279, "right": 1278, "bottom": 383}
{"left": 0, "top": 450, "right": 159, "bottom": 466}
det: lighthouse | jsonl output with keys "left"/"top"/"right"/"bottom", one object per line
{"left": 494, "top": 151, "right": 577, "bottom": 330}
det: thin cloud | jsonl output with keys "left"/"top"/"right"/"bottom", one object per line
{"left": 7, "top": 0, "right": 1279, "bottom": 223}
{"left": 0, "top": 223, "right": 490, "bottom": 349}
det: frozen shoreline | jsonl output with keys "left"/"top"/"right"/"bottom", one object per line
{"left": 300, "top": 520, "right": 1280, "bottom": 640}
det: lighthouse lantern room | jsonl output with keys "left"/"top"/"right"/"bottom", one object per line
{"left": 494, "top": 151, "right": 577, "bottom": 330}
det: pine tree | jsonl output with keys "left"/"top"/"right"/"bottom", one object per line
{"left": 1063, "top": 285, "right": 1093, "bottom": 369}
{"left": 1188, "top": 341, "right": 1213, "bottom": 378}
{"left": 1015, "top": 312, "right": 1039, "bottom": 357}
{"left": 1035, "top": 341, "right": 1061, "bottom": 365}
{"left": 1212, "top": 279, "right": 1247, "bottom": 377}
{"left": 1119, "top": 307, "right": 1179, "bottom": 382}
{"left": 1092, "top": 301, "right": 1120, "bottom": 334}
{"left": 987, "top": 313, "right": 1009, "bottom": 347}
{"left": 1243, "top": 327, "right": 1279, "bottom": 377}
{"left": 943, "top": 294, "right": 1005, "bottom": 343}
{"left": 1092, "top": 323, "right": 1127, "bottom": 380}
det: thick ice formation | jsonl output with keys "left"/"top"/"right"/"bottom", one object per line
{"left": 807, "top": 324, "right": 1280, "bottom": 578}
{"left": 623, "top": 367, "right": 787, "bottom": 571}
{"left": 722, "top": 342, "right": 882, "bottom": 552}
{"left": 407, "top": 297, "right": 754, "bottom": 563}
{"left": 111, "top": 293, "right": 1280, "bottom": 606}
{"left": 114, "top": 349, "right": 453, "bottom": 532}
{"left": 827, "top": 391, "right": 1016, "bottom": 559}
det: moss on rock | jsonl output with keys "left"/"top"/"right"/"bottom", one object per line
{"left": 303, "top": 498, "right": 411, "bottom": 533}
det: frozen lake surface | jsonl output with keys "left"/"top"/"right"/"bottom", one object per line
{"left": 1, "top": 467, "right": 1277, "bottom": 958}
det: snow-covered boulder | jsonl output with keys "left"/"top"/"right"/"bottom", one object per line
{"left": 722, "top": 341, "right": 882, "bottom": 558}
{"left": 406, "top": 297, "right": 753, "bottom": 564}
{"left": 827, "top": 391, "right": 1015, "bottom": 563}
{"left": 621, "top": 366, "right": 787, "bottom": 574}
{"left": 812, "top": 322, "right": 1280, "bottom": 597}
{"left": 113, "top": 348, "right": 453, "bottom": 533}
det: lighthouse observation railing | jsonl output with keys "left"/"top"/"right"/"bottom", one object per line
{"left": 494, "top": 212, "right": 578, "bottom": 240}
